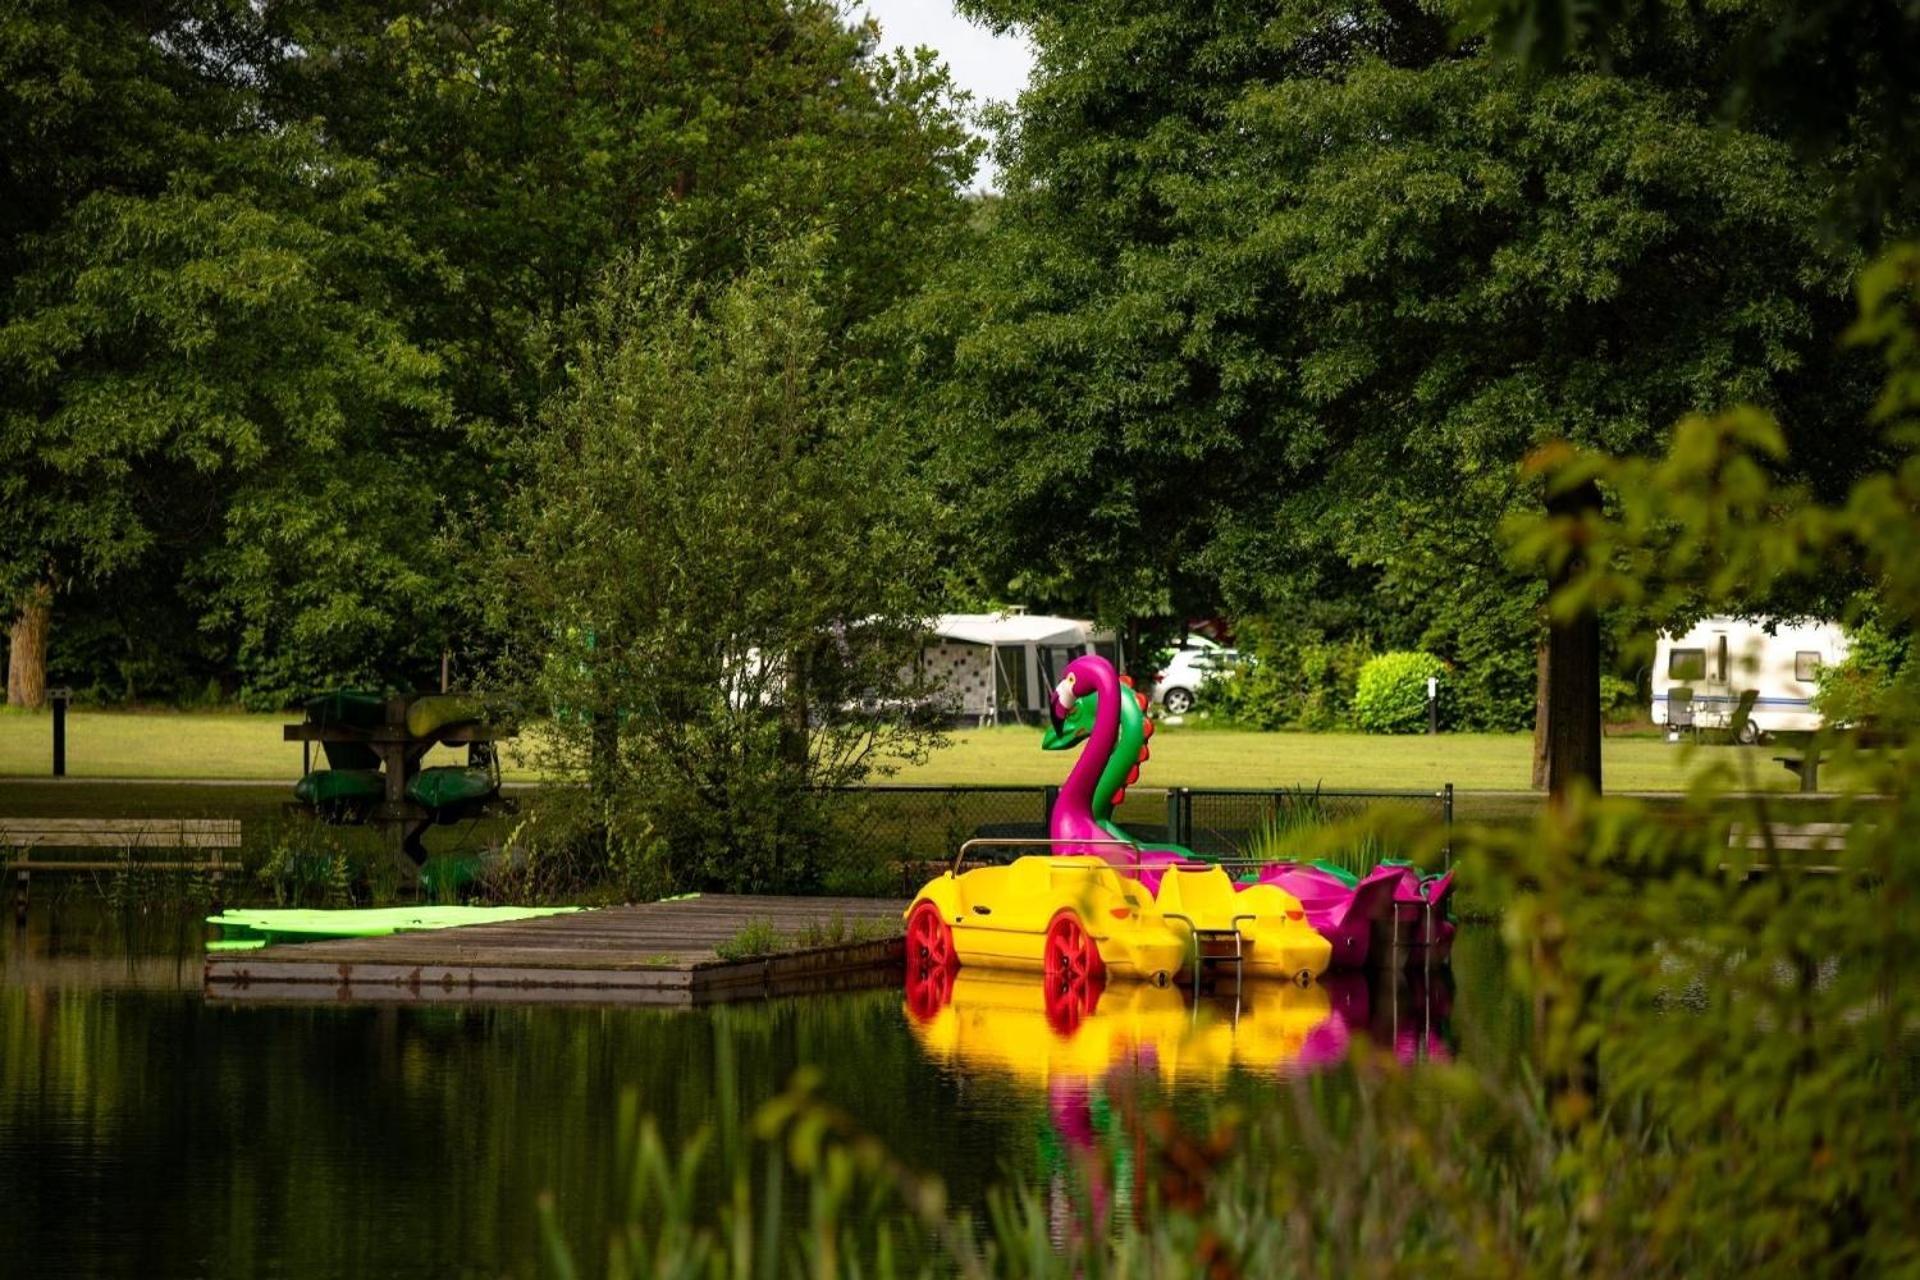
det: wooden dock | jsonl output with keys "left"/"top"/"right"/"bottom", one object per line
{"left": 203, "top": 894, "right": 909, "bottom": 1007}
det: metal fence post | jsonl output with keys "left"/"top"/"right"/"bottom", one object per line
{"left": 1042, "top": 785, "right": 1058, "bottom": 831}
{"left": 1442, "top": 782, "right": 1454, "bottom": 868}
{"left": 50, "top": 687, "right": 71, "bottom": 778}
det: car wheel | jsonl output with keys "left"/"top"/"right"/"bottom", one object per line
{"left": 1163, "top": 687, "right": 1195, "bottom": 715}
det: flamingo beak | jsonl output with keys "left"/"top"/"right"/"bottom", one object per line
{"left": 1042, "top": 674, "right": 1090, "bottom": 749}
{"left": 1052, "top": 674, "right": 1079, "bottom": 714}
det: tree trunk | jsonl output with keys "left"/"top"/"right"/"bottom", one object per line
{"left": 1530, "top": 632, "right": 1551, "bottom": 790}
{"left": 7, "top": 585, "right": 51, "bottom": 709}
{"left": 1545, "top": 482, "right": 1603, "bottom": 802}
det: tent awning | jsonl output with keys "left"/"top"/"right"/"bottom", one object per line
{"left": 931, "top": 612, "right": 1094, "bottom": 648}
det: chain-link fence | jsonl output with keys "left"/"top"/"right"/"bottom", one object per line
{"left": 820, "top": 784, "right": 1452, "bottom": 896}
{"left": 1178, "top": 786, "right": 1453, "bottom": 862}
{"left": 820, "top": 785, "right": 1047, "bottom": 895}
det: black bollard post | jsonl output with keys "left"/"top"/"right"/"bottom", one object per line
{"left": 51, "top": 687, "right": 70, "bottom": 777}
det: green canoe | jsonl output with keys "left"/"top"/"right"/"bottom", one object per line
{"left": 207, "top": 905, "right": 580, "bottom": 944}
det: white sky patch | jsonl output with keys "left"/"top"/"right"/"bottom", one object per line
{"left": 859, "top": 0, "right": 1033, "bottom": 190}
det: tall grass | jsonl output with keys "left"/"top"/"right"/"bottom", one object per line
{"left": 544, "top": 1059, "right": 1594, "bottom": 1279}
{"left": 1237, "top": 786, "right": 1398, "bottom": 876}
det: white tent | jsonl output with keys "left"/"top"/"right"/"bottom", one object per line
{"left": 924, "top": 611, "right": 1122, "bottom": 725}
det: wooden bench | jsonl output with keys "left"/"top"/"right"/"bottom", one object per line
{"left": 1724, "top": 821, "right": 1850, "bottom": 875}
{"left": 3, "top": 818, "right": 242, "bottom": 918}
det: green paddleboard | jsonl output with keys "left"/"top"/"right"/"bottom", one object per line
{"left": 207, "top": 905, "right": 580, "bottom": 945}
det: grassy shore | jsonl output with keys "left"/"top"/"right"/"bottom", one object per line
{"left": 0, "top": 707, "right": 1817, "bottom": 792}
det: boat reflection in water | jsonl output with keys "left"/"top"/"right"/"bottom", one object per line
{"left": 904, "top": 967, "right": 1455, "bottom": 1233}
{"left": 906, "top": 968, "right": 1453, "bottom": 1086}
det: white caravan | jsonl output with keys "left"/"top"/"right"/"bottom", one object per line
{"left": 1651, "top": 617, "right": 1849, "bottom": 742}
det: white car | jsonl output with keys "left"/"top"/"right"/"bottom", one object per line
{"left": 1152, "top": 641, "right": 1239, "bottom": 715}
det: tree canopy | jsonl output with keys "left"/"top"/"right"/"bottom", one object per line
{"left": 911, "top": 0, "right": 1888, "bottom": 741}
{"left": 1, "top": 0, "right": 976, "bottom": 706}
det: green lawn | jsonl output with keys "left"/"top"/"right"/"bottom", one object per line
{"left": 0, "top": 708, "right": 470, "bottom": 780}
{"left": 0, "top": 707, "right": 1815, "bottom": 793}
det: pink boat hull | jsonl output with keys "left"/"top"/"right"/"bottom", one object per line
{"left": 1257, "top": 865, "right": 1402, "bottom": 968}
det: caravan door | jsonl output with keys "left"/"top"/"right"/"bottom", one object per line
{"left": 1699, "top": 624, "right": 1734, "bottom": 725}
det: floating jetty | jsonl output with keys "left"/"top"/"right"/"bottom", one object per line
{"left": 203, "top": 894, "right": 907, "bottom": 1007}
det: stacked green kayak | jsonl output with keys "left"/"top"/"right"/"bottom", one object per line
{"left": 291, "top": 689, "right": 504, "bottom": 823}
{"left": 305, "top": 689, "right": 386, "bottom": 728}
{"left": 293, "top": 768, "right": 384, "bottom": 807}
{"left": 405, "top": 694, "right": 483, "bottom": 740}
{"left": 207, "top": 905, "right": 580, "bottom": 946}
{"left": 305, "top": 690, "right": 385, "bottom": 769}
{"left": 406, "top": 765, "right": 496, "bottom": 810}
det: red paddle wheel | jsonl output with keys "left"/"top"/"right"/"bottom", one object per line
{"left": 905, "top": 900, "right": 956, "bottom": 974}
{"left": 904, "top": 900, "right": 960, "bottom": 1020}
{"left": 903, "top": 957, "right": 956, "bottom": 1022}
{"left": 1042, "top": 910, "right": 1106, "bottom": 1033}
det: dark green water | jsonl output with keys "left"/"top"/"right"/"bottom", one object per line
{"left": 1, "top": 905, "right": 1527, "bottom": 1278}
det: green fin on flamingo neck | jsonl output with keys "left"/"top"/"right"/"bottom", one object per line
{"left": 1091, "top": 679, "right": 1152, "bottom": 821}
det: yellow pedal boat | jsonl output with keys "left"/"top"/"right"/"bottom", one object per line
{"left": 904, "top": 855, "right": 1331, "bottom": 987}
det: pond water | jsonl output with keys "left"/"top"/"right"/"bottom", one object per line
{"left": 0, "top": 904, "right": 1529, "bottom": 1278}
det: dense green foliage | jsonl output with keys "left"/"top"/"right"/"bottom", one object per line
{"left": 265, "top": 0, "right": 977, "bottom": 427}
{"left": 1352, "top": 651, "right": 1445, "bottom": 734}
{"left": 1811, "top": 618, "right": 1910, "bottom": 730}
{"left": 912, "top": 0, "right": 1882, "bottom": 728}
{"left": 1207, "top": 621, "right": 1375, "bottom": 730}
{"left": 1, "top": 0, "right": 974, "bottom": 707}
{"left": 7, "top": 0, "right": 1899, "bottom": 728}
{"left": 487, "top": 253, "right": 943, "bottom": 895}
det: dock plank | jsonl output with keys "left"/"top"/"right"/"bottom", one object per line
{"left": 204, "top": 894, "right": 909, "bottom": 1007}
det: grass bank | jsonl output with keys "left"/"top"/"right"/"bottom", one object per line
{"left": 888, "top": 724, "right": 1817, "bottom": 791}
{"left": 0, "top": 708, "right": 1819, "bottom": 792}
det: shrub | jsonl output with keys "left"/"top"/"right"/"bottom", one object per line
{"left": 485, "top": 251, "right": 945, "bottom": 896}
{"left": 1209, "top": 619, "right": 1374, "bottom": 730}
{"left": 1599, "top": 673, "right": 1640, "bottom": 722}
{"left": 1352, "top": 651, "right": 1445, "bottom": 733}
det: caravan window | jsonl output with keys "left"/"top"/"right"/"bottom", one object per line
{"left": 1795, "top": 651, "right": 1823, "bottom": 682}
{"left": 1668, "top": 648, "right": 1707, "bottom": 681}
